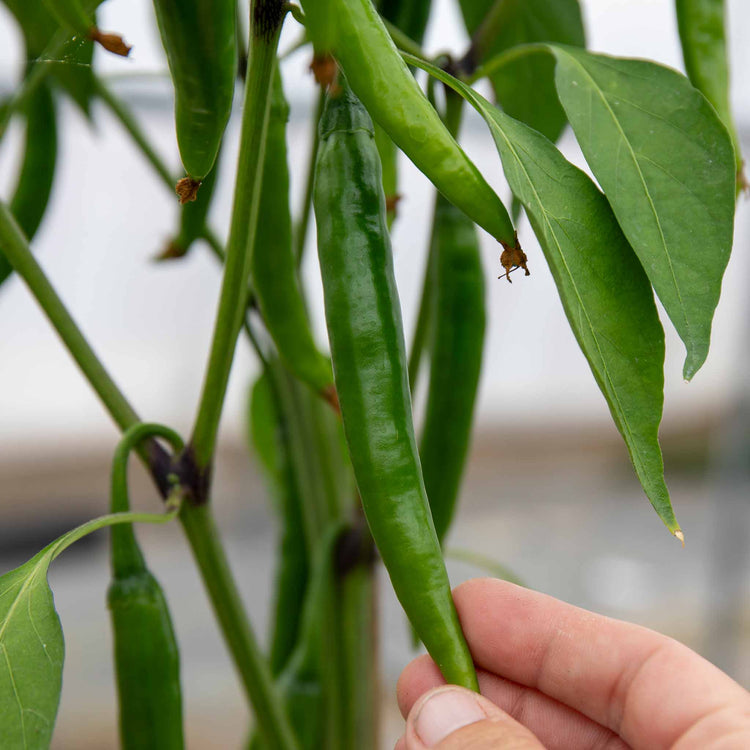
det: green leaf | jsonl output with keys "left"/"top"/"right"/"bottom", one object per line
{"left": 675, "top": 0, "right": 743, "bottom": 185}
{"left": 0, "top": 509, "right": 179, "bottom": 749}
{"left": 406, "top": 55, "right": 680, "bottom": 536}
{"left": 547, "top": 45, "right": 736, "bottom": 379}
{"left": 459, "top": 0, "right": 584, "bottom": 143}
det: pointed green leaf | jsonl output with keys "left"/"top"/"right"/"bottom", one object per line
{"left": 547, "top": 45, "right": 736, "bottom": 379}
{"left": 459, "top": 0, "right": 584, "bottom": 143}
{"left": 0, "top": 509, "right": 179, "bottom": 749}
{"left": 406, "top": 55, "right": 680, "bottom": 535}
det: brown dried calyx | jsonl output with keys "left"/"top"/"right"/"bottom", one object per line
{"left": 88, "top": 28, "right": 132, "bottom": 57}
{"left": 175, "top": 177, "right": 202, "bottom": 205}
{"left": 499, "top": 232, "right": 530, "bottom": 283}
{"left": 310, "top": 53, "right": 338, "bottom": 90}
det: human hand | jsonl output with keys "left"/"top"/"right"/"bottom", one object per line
{"left": 396, "top": 578, "right": 750, "bottom": 749}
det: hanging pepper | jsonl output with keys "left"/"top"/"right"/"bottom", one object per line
{"left": 313, "top": 80, "right": 478, "bottom": 690}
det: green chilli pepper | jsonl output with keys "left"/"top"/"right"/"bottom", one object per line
{"left": 153, "top": 0, "right": 236, "bottom": 201}
{"left": 251, "top": 68, "right": 335, "bottom": 404}
{"left": 0, "top": 80, "right": 57, "bottom": 289}
{"left": 373, "top": 0, "right": 433, "bottom": 225}
{"left": 418, "top": 92, "right": 485, "bottom": 543}
{"left": 675, "top": 0, "right": 744, "bottom": 188}
{"left": 9, "top": 80, "right": 57, "bottom": 241}
{"left": 108, "top": 423, "right": 185, "bottom": 750}
{"left": 419, "top": 192, "right": 485, "bottom": 542}
{"left": 299, "top": 0, "right": 516, "bottom": 249}
{"left": 313, "top": 82, "right": 478, "bottom": 690}
{"left": 42, "top": 0, "right": 131, "bottom": 56}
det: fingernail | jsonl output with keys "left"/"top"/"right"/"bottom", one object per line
{"left": 414, "top": 687, "right": 487, "bottom": 747}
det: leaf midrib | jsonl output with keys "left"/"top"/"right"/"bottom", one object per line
{"left": 489, "top": 115, "right": 648, "bottom": 479}
{"left": 558, "top": 50, "right": 691, "bottom": 340}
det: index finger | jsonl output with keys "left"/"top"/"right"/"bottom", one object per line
{"left": 453, "top": 578, "right": 750, "bottom": 749}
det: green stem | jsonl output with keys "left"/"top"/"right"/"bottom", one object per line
{"left": 0, "top": 202, "right": 140, "bottom": 432}
{"left": 466, "top": 43, "right": 547, "bottom": 84}
{"left": 459, "top": 0, "right": 506, "bottom": 72}
{"left": 293, "top": 87, "right": 325, "bottom": 266}
{"left": 407, "top": 250, "right": 435, "bottom": 393}
{"left": 190, "top": 1, "right": 286, "bottom": 471}
{"left": 382, "top": 18, "right": 429, "bottom": 61}
{"left": 180, "top": 503, "right": 299, "bottom": 750}
{"left": 94, "top": 76, "right": 176, "bottom": 189}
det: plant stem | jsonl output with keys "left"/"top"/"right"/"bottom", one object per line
{"left": 382, "top": 18, "right": 429, "bottom": 62}
{"left": 0, "top": 202, "right": 140, "bottom": 432}
{"left": 94, "top": 76, "right": 176, "bottom": 189}
{"left": 189, "top": 0, "right": 286, "bottom": 473}
{"left": 293, "top": 87, "right": 325, "bottom": 266}
{"left": 467, "top": 43, "right": 546, "bottom": 85}
{"left": 179, "top": 503, "right": 299, "bottom": 750}
{"left": 459, "top": 0, "right": 507, "bottom": 74}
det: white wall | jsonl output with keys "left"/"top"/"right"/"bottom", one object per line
{"left": 0, "top": 0, "right": 748, "bottom": 461}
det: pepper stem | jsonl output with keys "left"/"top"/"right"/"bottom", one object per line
{"left": 189, "top": 0, "right": 287, "bottom": 476}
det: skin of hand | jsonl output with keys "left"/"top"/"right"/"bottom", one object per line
{"left": 396, "top": 578, "right": 750, "bottom": 749}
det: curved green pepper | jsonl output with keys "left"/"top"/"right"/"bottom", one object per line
{"left": 108, "top": 423, "right": 185, "bottom": 750}
{"left": 9, "top": 80, "right": 57, "bottom": 241}
{"left": 153, "top": 0, "right": 236, "bottom": 200}
{"left": 251, "top": 68, "right": 335, "bottom": 403}
{"left": 419, "top": 192, "right": 485, "bottom": 542}
{"left": 313, "top": 83, "right": 477, "bottom": 690}
{"left": 300, "top": 0, "right": 516, "bottom": 248}
{"left": 0, "top": 80, "right": 57, "bottom": 289}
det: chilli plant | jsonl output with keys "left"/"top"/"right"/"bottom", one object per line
{"left": 0, "top": 0, "right": 743, "bottom": 747}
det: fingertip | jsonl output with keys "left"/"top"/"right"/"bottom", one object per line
{"left": 397, "top": 654, "right": 445, "bottom": 718}
{"left": 404, "top": 685, "right": 544, "bottom": 749}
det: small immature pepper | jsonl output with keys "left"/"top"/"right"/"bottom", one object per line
{"left": 108, "top": 423, "right": 185, "bottom": 750}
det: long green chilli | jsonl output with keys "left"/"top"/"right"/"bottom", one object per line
{"left": 420, "top": 191, "right": 485, "bottom": 543}
{"left": 0, "top": 80, "right": 57, "bottom": 289}
{"left": 152, "top": 0, "right": 236, "bottom": 200}
{"left": 675, "top": 0, "right": 744, "bottom": 187}
{"left": 313, "top": 82, "right": 478, "bottom": 690}
{"left": 300, "top": 0, "right": 516, "bottom": 249}
{"left": 251, "top": 68, "right": 335, "bottom": 404}
{"left": 108, "top": 423, "right": 185, "bottom": 750}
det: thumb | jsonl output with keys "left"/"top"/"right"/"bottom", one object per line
{"left": 400, "top": 685, "right": 546, "bottom": 750}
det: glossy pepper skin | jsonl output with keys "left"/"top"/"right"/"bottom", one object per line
{"left": 108, "top": 423, "right": 184, "bottom": 750}
{"left": 419, "top": 193, "right": 485, "bottom": 542}
{"left": 0, "top": 81, "right": 57, "bottom": 288}
{"left": 313, "top": 83, "right": 478, "bottom": 690}
{"left": 251, "top": 68, "right": 335, "bottom": 401}
{"left": 299, "top": 0, "right": 516, "bottom": 248}
{"left": 153, "top": 0, "right": 236, "bottom": 184}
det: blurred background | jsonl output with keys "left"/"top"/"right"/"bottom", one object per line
{"left": 1, "top": 0, "right": 749, "bottom": 746}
